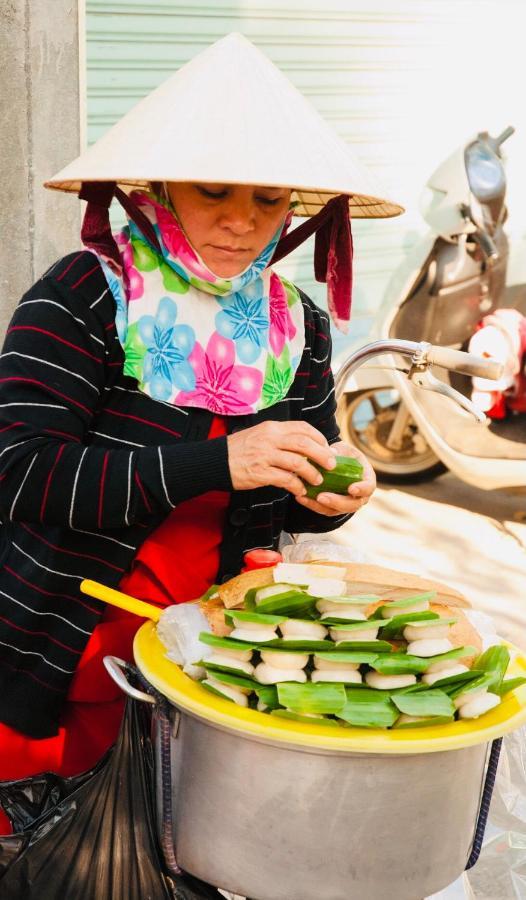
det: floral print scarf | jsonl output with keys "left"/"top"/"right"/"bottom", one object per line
{"left": 95, "top": 191, "right": 305, "bottom": 415}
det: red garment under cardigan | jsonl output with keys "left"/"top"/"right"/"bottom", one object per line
{"left": 0, "top": 417, "right": 229, "bottom": 834}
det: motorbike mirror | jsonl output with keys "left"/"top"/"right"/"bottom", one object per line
{"left": 465, "top": 138, "right": 506, "bottom": 234}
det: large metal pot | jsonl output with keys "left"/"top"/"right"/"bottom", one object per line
{"left": 152, "top": 703, "right": 486, "bottom": 900}
{"left": 106, "top": 625, "right": 526, "bottom": 900}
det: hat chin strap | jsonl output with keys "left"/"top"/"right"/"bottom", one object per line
{"left": 79, "top": 182, "right": 163, "bottom": 267}
{"left": 272, "top": 195, "right": 353, "bottom": 332}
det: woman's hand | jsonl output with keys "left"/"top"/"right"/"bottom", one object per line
{"left": 294, "top": 440, "right": 376, "bottom": 517}
{"left": 227, "top": 420, "right": 338, "bottom": 496}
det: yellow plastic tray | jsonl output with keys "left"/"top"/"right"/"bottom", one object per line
{"left": 134, "top": 620, "right": 526, "bottom": 755}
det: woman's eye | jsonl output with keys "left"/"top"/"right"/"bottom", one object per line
{"left": 197, "top": 186, "right": 227, "bottom": 200}
{"left": 257, "top": 197, "right": 281, "bottom": 206}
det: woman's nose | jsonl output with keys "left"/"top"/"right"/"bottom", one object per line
{"left": 218, "top": 198, "right": 256, "bottom": 234}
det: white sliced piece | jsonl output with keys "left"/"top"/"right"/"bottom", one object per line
{"left": 254, "top": 663, "right": 307, "bottom": 685}
{"left": 316, "top": 599, "right": 369, "bottom": 615}
{"left": 365, "top": 672, "right": 417, "bottom": 690}
{"left": 458, "top": 693, "right": 501, "bottom": 719}
{"left": 381, "top": 600, "right": 429, "bottom": 618}
{"left": 229, "top": 627, "right": 277, "bottom": 643}
{"left": 314, "top": 655, "right": 360, "bottom": 671}
{"left": 204, "top": 654, "right": 255, "bottom": 676}
{"left": 426, "top": 657, "right": 464, "bottom": 674}
{"left": 422, "top": 664, "right": 468, "bottom": 686}
{"left": 403, "top": 623, "right": 451, "bottom": 641}
{"left": 454, "top": 688, "right": 489, "bottom": 710}
{"left": 204, "top": 676, "right": 249, "bottom": 706}
{"left": 320, "top": 609, "right": 367, "bottom": 622}
{"left": 396, "top": 714, "right": 429, "bottom": 725}
{"left": 255, "top": 583, "right": 299, "bottom": 602}
{"left": 311, "top": 669, "right": 362, "bottom": 684}
{"left": 260, "top": 650, "right": 309, "bottom": 669}
{"left": 305, "top": 577, "right": 348, "bottom": 597}
{"left": 273, "top": 562, "right": 347, "bottom": 584}
{"left": 210, "top": 646, "right": 253, "bottom": 662}
{"left": 279, "top": 620, "right": 328, "bottom": 640}
{"left": 405, "top": 639, "right": 454, "bottom": 658}
{"left": 257, "top": 700, "right": 268, "bottom": 712}
{"left": 330, "top": 627, "right": 379, "bottom": 642}
{"left": 231, "top": 618, "right": 277, "bottom": 634}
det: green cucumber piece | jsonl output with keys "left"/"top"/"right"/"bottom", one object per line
{"left": 303, "top": 455, "right": 363, "bottom": 500}
{"left": 224, "top": 610, "right": 286, "bottom": 626}
{"left": 422, "top": 645, "right": 478, "bottom": 669}
{"left": 430, "top": 669, "right": 485, "bottom": 689}
{"left": 200, "top": 660, "right": 254, "bottom": 679}
{"left": 199, "top": 583, "right": 221, "bottom": 603}
{"left": 378, "top": 592, "right": 436, "bottom": 611}
{"left": 277, "top": 682, "right": 347, "bottom": 715}
{"left": 316, "top": 594, "right": 380, "bottom": 605}
{"left": 335, "top": 640, "right": 394, "bottom": 652}
{"left": 473, "top": 646, "right": 510, "bottom": 691}
{"left": 201, "top": 682, "right": 238, "bottom": 703}
{"left": 319, "top": 615, "right": 371, "bottom": 626}
{"left": 375, "top": 612, "right": 440, "bottom": 636}
{"left": 494, "top": 677, "right": 526, "bottom": 697}
{"left": 199, "top": 632, "right": 256, "bottom": 651}
{"left": 314, "top": 651, "right": 380, "bottom": 665}
{"left": 329, "top": 621, "right": 381, "bottom": 633}
{"left": 371, "top": 653, "right": 430, "bottom": 675}
{"left": 447, "top": 673, "right": 495, "bottom": 699}
{"left": 338, "top": 688, "right": 398, "bottom": 728}
{"left": 254, "top": 684, "right": 280, "bottom": 709}
{"left": 393, "top": 715, "right": 455, "bottom": 729}
{"left": 264, "top": 638, "right": 334, "bottom": 651}
{"left": 391, "top": 689, "right": 455, "bottom": 718}
{"left": 204, "top": 669, "right": 257, "bottom": 691}
{"left": 256, "top": 592, "right": 317, "bottom": 618}
{"left": 271, "top": 710, "right": 339, "bottom": 726}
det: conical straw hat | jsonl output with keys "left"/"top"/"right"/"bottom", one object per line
{"left": 45, "top": 32, "right": 403, "bottom": 220}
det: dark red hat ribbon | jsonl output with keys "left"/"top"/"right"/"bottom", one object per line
{"left": 79, "top": 182, "right": 162, "bottom": 268}
{"left": 272, "top": 194, "right": 353, "bottom": 333}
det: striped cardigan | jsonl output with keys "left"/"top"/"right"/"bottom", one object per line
{"left": 0, "top": 251, "right": 349, "bottom": 737}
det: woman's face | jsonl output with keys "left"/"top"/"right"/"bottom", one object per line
{"left": 166, "top": 182, "right": 292, "bottom": 277}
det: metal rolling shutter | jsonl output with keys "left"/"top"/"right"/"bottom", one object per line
{"left": 86, "top": 0, "right": 526, "bottom": 359}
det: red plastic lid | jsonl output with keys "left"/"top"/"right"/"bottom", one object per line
{"left": 242, "top": 549, "right": 283, "bottom": 571}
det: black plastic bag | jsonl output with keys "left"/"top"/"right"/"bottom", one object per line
{"left": 0, "top": 699, "right": 222, "bottom": 900}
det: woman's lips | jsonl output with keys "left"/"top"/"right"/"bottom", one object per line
{"left": 209, "top": 245, "right": 249, "bottom": 256}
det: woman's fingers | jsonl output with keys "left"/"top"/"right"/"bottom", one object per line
{"left": 295, "top": 490, "right": 370, "bottom": 516}
{"left": 272, "top": 450, "right": 324, "bottom": 488}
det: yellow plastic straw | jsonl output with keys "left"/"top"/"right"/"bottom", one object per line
{"left": 80, "top": 579, "right": 163, "bottom": 622}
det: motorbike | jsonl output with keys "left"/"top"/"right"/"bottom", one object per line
{"left": 335, "top": 126, "right": 526, "bottom": 488}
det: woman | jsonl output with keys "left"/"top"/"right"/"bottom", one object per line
{"left": 0, "top": 33, "right": 402, "bottom": 820}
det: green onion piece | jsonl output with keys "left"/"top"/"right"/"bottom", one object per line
{"left": 335, "top": 640, "right": 394, "bottom": 652}
{"left": 199, "top": 632, "right": 255, "bottom": 651}
{"left": 494, "top": 677, "right": 526, "bottom": 697}
{"left": 391, "top": 689, "right": 455, "bottom": 717}
{"left": 204, "top": 669, "right": 257, "bottom": 691}
{"left": 271, "top": 710, "right": 340, "bottom": 726}
{"left": 473, "top": 646, "right": 510, "bottom": 691}
{"left": 224, "top": 609, "right": 286, "bottom": 626}
{"left": 337, "top": 688, "right": 398, "bottom": 728}
{"left": 371, "top": 654, "right": 430, "bottom": 675}
{"left": 264, "top": 638, "right": 334, "bottom": 651}
{"left": 376, "top": 612, "right": 440, "bottom": 637}
{"left": 314, "top": 651, "right": 380, "bottom": 665}
{"left": 277, "top": 682, "right": 347, "bottom": 715}
{"left": 393, "top": 715, "right": 455, "bottom": 729}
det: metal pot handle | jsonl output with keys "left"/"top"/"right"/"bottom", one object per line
{"left": 103, "top": 655, "right": 156, "bottom": 705}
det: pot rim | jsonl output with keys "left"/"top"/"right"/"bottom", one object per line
{"left": 134, "top": 621, "right": 526, "bottom": 755}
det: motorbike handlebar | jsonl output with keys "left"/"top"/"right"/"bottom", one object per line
{"left": 425, "top": 345, "right": 503, "bottom": 380}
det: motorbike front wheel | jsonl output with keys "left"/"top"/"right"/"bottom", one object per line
{"left": 337, "top": 388, "right": 447, "bottom": 483}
